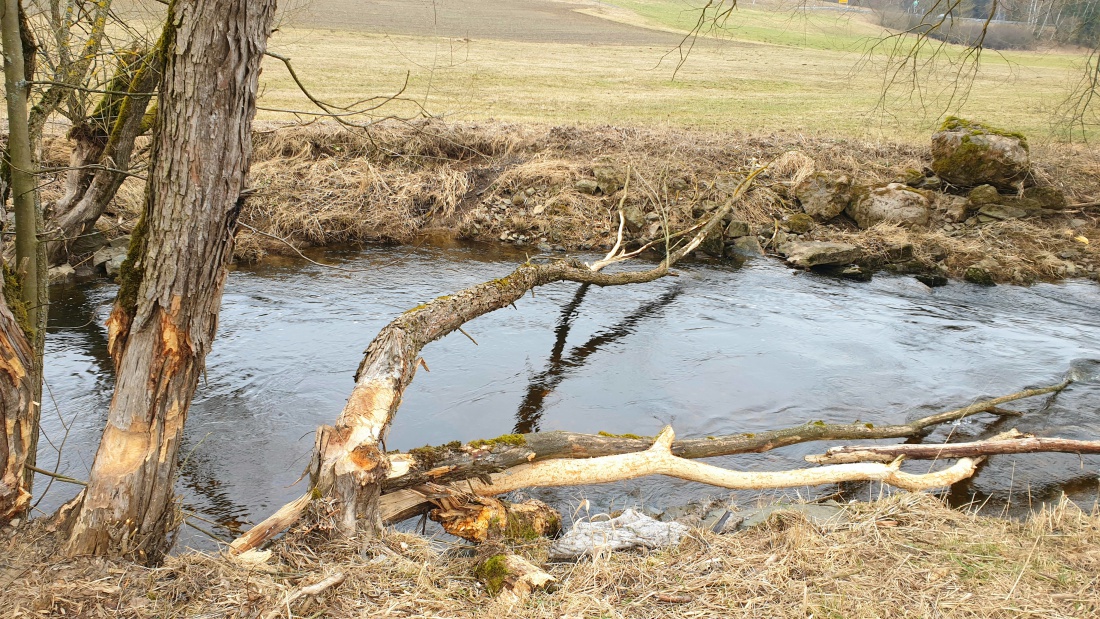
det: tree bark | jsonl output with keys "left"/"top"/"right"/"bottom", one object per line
{"left": 64, "top": 0, "right": 276, "bottom": 563}
{"left": 0, "top": 287, "right": 36, "bottom": 523}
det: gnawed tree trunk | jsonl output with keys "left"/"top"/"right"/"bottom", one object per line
{"left": 45, "top": 44, "right": 163, "bottom": 266}
{"left": 430, "top": 496, "right": 562, "bottom": 543}
{"left": 64, "top": 0, "right": 276, "bottom": 563}
{"left": 0, "top": 287, "right": 35, "bottom": 523}
{"left": 475, "top": 554, "right": 557, "bottom": 602}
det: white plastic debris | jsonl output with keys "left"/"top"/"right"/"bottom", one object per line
{"left": 548, "top": 509, "right": 690, "bottom": 560}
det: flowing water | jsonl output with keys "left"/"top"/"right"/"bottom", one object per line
{"left": 35, "top": 243, "right": 1100, "bottom": 550}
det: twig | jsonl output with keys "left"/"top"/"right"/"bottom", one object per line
{"left": 24, "top": 464, "right": 86, "bottom": 486}
{"left": 457, "top": 327, "right": 478, "bottom": 346}
{"left": 262, "top": 573, "right": 346, "bottom": 619}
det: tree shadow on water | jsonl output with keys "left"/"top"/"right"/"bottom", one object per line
{"left": 513, "top": 284, "right": 682, "bottom": 434}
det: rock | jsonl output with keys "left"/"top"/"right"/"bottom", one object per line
{"left": 916, "top": 273, "right": 949, "bottom": 287}
{"left": 621, "top": 204, "right": 646, "bottom": 233}
{"left": 938, "top": 194, "right": 971, "bottom": 223}
{"left": 525, "top": 187, "right": 536, "bottom": 196}
{"left": 592, "top": 157, "right": 626, "bottom": 195}
{"left": 978, "top": 204, "right": 1028, "bottom": 220}
{"left": 93, "top": 245, "right": 127, "bottom": 274}
{"left": 785, "top": 213, "right": 815, "bottom": 234}
{"left": 70, "top": 230, "right": 109, "bottom": 256}
{"left": 104, "top": 253, "right": 125, "bottom": 278}
{"left": 968, "top": 184, "right": 1001, "bottom": 207}
{"left": 819, "top": 264, "right": 872, "bottom": 281}
{"left": 794, "top": 172, "right": 853, "bottom": 220}
{"left": 1022, "top": 185, "right": 1067, "bottom": 210}
{"left": 48, "top": 264, "right": 75, "bottom": 285}
{"left": 720, "top": 502, "right": 850, "bottom": 532}
{"left": 108, "top": 235, "right": 132, "bottom": 250}
{"left": 884, "top": 242, "right": 915, "bottom": 262}
{"left": 930, "top": 117, "right": 1029, "bottom": 189}
{"left": 574, "top": 179, "right": 599, "bottom": 195}
{"left": 700, "top": 227, "right": 724, "bottom": 258}
{"left": 530, "top": 204, "right": 546, "bottom": 216}
{"left": 781, "top": 241, "right": 862, "bottom": 268}
{"left": 549, "top": 509, "right": 690, "bottom": 560}
{"left": 845, "top": 183, "right": 931, "bottom": 229}
{"left": 727, "top": 235, "right": 764, "bottom": 258}
{"left": 964, "top": 257, "right": 999, "bottom": 285}
{"left": 724, "top": 219, "right": 752, "bottom": 238}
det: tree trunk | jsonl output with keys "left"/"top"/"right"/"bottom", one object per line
{"left": 44, "top": 45, "right": 163, "bottom": 266}
{"left": 0, "top": 287, "right": 36, "bottom": 523}
{"left": 64, "top": 0, "right": 276, "bottom": 563}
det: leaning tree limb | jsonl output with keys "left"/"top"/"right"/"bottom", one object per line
{"left": 229, "top": 168, "right": 765, "bottom": 554}
{"left": 807, "top": 430, "right": 1100, "bottom": 464}
{"left": 378, "top": 379, "right": 1071, "bottom": 494}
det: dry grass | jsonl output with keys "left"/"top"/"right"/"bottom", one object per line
{"left": 233, "top": 120, "right": 1099, "bottom": 283}
{"left": 3, "top": 493, "right": 1097, "bottom": 618}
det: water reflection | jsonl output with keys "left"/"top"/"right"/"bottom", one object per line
{"left": 513, "top": 285, "right": 682, "bottom": 433}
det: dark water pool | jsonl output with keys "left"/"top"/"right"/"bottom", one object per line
{"left": 34, "top": 243, "right": 1100, "bottom": 550}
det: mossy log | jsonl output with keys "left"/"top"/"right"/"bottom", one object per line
{"left": 429, "top": 496, "right": 561, "bottom": 543}
{"left": 475, "top": 553, "right": 556, "bottom": 601}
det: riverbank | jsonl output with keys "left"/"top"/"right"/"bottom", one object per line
{"left": 45, "top": 120, "right": 1099, "bottom": 284}
{"left": 3, "top": 493, "right": 1096, "bottom": 617}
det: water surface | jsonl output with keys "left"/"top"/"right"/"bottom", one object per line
{"left": 36, "top": 244, "right": 1100, "bottom": 549}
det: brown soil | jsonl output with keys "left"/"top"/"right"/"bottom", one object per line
{"left": 3, "top": 494, "right": 1097, "bottom": 618}
{"left": 282, "top": 0, "right": 686, "bottom": 46}
{"left": 221, "top": 120, "right": 1099, "bottom": 285}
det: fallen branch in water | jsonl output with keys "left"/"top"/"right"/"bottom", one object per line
{"left": 229, "top": 167, "right": 767, "bottom": 555}
{"left": 806, "top": 430, "right": 1100, "bottom": 464}
{"left": 375, "top": 427, "right": 982, "bottom": 524}
{"left": 380, "top": 380, "right": 1070, "bottom": 494}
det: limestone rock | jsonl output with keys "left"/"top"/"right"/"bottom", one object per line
{"left": 621, "top": 204, "right": 645, "bottom": 233}
{"left": 781, "top": 241, "right": 862, "bottom": 268}
{"left": 938, "top": 194, "right": 970, "bottom": 223}
{"left": 592, "top": 157, "right": 626, "bottom": 195}
{"left": 978, "top": 204, "right": 1028, "bottom": 221}
{"left": 724, "top": 219, "right": 752, "bottom": 238}
{"left": 1022, "top": 185, "right": 1067, "bottom": 210}
{"left": 794, "top": 172, "right": 853, "bottom": 221}
{"left": 700, "top": 227, "right": 724, "bottom": 258}
{"left": 846, "top": 183, "right": 931, "bottom": 229}
{"left": 548, "top": 509, "right": 690, "bottom": 560}
{"left": 964, "top": 257, "right": 999, "bottom": 285}
{"left": 968, "top": 184, "right": 1001, "bottom": 207}
{"left": 727, "top": 235, "right": 764, "bottom": 258}
{"left": 93, "top": 245, "right": 128, "bottom": 278}
{"left": 70, "top": 230, "right": 108, "bottom": 256}
{"left": 574, "top": 178, "right": 599, "bottom": 195}
{"left": 930, "top": 117, "right": 1029, "bottom": 189}
{"left": 785, "top": 213, "right": 815, "bottom": 234}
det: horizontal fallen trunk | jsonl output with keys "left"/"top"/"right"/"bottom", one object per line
{"left": 476, "top": 553, "right": 557, "bottom": 602}
{"left": 382, "top": 381, "right": 1068, "bottom": 493}
{"left": 375, "top": 427, "right": 982, "bottom": 524}
{"left": 807, "top": 432, "right": 1100, "bottom": 464}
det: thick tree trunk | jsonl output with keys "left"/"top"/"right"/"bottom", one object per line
{"left": 0, "top": 288, "right": 36, "bottom": 523}
{"left": 64, "top": 0, "right": 276, "bottom": 563}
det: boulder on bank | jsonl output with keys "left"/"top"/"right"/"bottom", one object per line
{"left": 781, "top": 240, "right": 862, "bottom": 268}
{"left": 794, "top": 172, "right": 853, "bottom": 221}
{"left": 845, "top": 183, "right": 931, "bottom": 229}
{"left": 930, "top": 117, "right": 1029, "bottom": 189}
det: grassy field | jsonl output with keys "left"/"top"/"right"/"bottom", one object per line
{"left": 251, "top": 0, "right": 1094, "bottom": 141}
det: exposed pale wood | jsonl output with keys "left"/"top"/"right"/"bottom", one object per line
{"left": 0, "top": 288, "right": 36, "bottom": 523}
{"left": 476, "top": 554, "right": 557, "bottom": 603}
{"left": 380, "top": 380, "right": 1069, "bottom": 493}
{"left": 807, "top": 432, "right": 1100, "bottom": 464}
{"left": 64, "top": 0, "right": 277, "bottom": 563}
{"left": 429, "top": 496, "right": 562, "bottom": 543}
{"left": 227, "top": 492, "right": 312, "bottom": 555}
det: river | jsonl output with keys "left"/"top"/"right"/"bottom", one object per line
{"left": 34, "top": 243, "right": 1100, "bottom": 550}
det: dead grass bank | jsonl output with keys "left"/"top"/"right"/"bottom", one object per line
{"left": 228, "top": 120, "right": 1099, "bottom": 283}
{"left": 2, "top": 493, "right": 1097, "bottom": 618}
